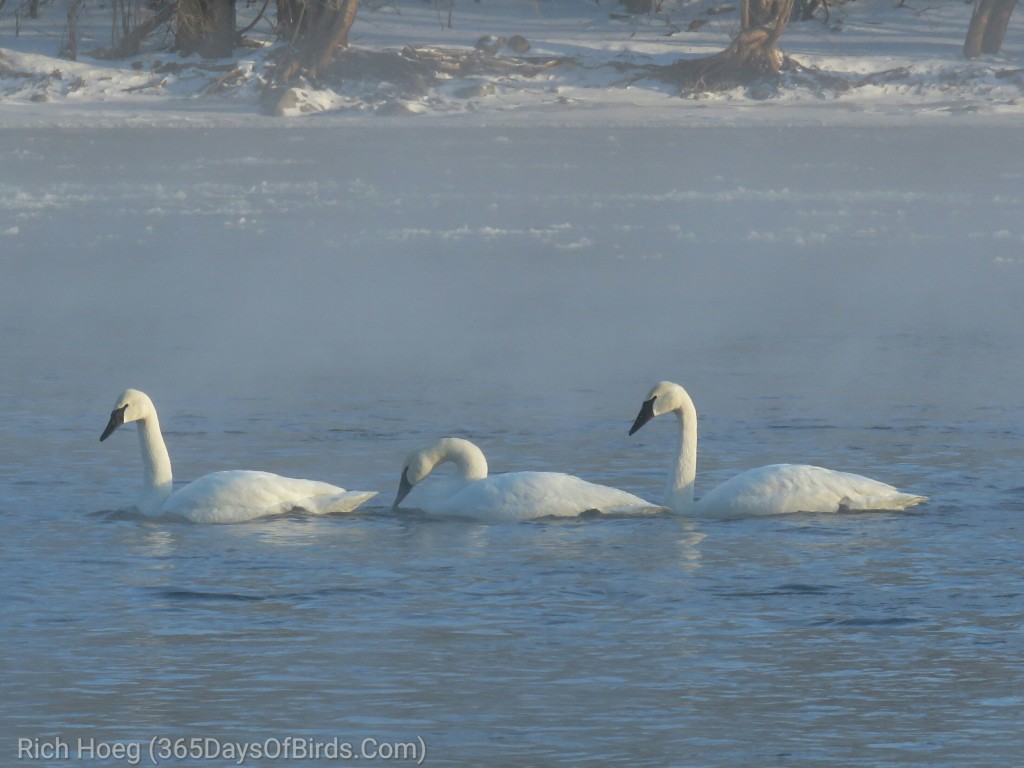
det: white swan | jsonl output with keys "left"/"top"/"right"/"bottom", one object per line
{"left": 99, "top": 389, "right": 377, "bottom": 523}
{"left": 629, "top": 381, "right": 926, "bottom": 517}
{"left": 392, "top": 437, "right": 658, "bottom": 521}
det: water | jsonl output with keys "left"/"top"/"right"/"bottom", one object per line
{"left": 2, "top": 126, "right": 1022, "bottom": 766}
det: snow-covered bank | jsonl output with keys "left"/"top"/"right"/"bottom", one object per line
{"left": 0, "top": 0, "right": 1021, "bottom": 127}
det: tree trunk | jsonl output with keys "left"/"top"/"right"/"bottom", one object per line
{"left": 964, "top": 0, "right": 1019, "bottom": 58}
{"left": 106, "top": 0, "right": 175, "bottom": 58}
{"left": 656, "top": 0, "right": 795, "bottom": 92}
{"left": 277, "top": 0, "right": 306, "bottom": 41}
{"left": 272, "top": 0, "right": 361, "bottom": 84}
{"left": 177, "top": 0, "right": 237, "bottom": 58}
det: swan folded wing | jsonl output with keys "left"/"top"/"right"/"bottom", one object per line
{"left": 438, "top": 471, "right": 653, "bottom": 521}
{"left": 698, "top": 464, "right": 926, "bottom": 517}
{"left": 812, "top": 467, "right": 927, "bottom": 511}
{"left": 161, "top": 470, "right": 376, "bottom": 523}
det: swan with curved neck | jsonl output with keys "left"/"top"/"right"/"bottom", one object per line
{"left": 393, "top": 437, "right": 657, "bottom": 521}
{"left": 629, "top": 381, "right": 926, "bottom": 517}
{"left": 99, "top": 388, "right": 377, "bottom": 523}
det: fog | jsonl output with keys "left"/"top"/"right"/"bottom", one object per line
{"left": 2, "top": 125, "right": 1022, "bottom": 455}
{"left": 4, "top": 123, "right": 1023, "bottom": 768}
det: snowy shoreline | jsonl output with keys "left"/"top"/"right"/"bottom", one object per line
{"left": 1, "top": 0, "right": 1021, "bottom": 128}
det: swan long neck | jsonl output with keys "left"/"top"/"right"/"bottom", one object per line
{"left": 135, "top": 413, "right": 173, "bottom": 513}
{"left": 665, "top": 393, "right": 698, "bottom": 514}
{"left": 437, "top": 438, "right": 488, "bottom": 483}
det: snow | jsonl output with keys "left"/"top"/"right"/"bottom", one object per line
{"left": 0, "top": 0, "right": 1021, "bottom": 127}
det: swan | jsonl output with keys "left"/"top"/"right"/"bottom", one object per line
{"left": 99, "top": 388, "right": 377, "bottom": 523}
{"left": 392, "top": 437, "right": 658, "bottom": 521}
{"left": 629, "top": 381, "right": 926, "bottom": 517}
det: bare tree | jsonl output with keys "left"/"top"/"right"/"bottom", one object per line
{"left": 101, "top": 0, "right": 234, "bottom": 59}
{"left": 177, "top": 0, "right": 237, "bottom": 58}
{"left": 59, "top": 0, "right": 87, "bottom": 60}
{"left": 656, "top": 0, "right": 796, "bottom": 92}
{"left": 273, "top": 0, "right": 361, "bottom": 84}
{"left": 963, "top": 0, "right": 1018, "bottom": 58}
{"left": 104, "top": 0, "right": 174, "bottom": 58}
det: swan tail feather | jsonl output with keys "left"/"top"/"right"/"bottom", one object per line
{"left": 306, "top": 490, "right": 379, "bottom": 515}
{"left": 839, "top": 493, "right": 927, "bottom": 512}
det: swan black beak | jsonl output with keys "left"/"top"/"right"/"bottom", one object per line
{"left": 393, "top": 467, "right": 413, "bottom": 508}
{"left": 100, "top": 404, "right": 128, "bottom": 442}
{"left": 629, "top": 396, "right": 657, "bottom": 436}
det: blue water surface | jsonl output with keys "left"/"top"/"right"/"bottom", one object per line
{"left": 1, "top": 126, "right": 1022, "bottom": 767}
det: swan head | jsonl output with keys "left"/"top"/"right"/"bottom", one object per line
{"left": 392, "top": 437, "right": 488, "bottom": 508}
{"left": 629, "top": 381, "right": 688, "bottom": 435}
{"left": 393, "top": 451, "right": 432, "bottom": 508}
{"left": 100, "top": 388, "right": 155, "bottom": 441}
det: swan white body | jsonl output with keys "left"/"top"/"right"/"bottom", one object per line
{"left": 629, "top": 381, "right": 926, "bottom": 517}
{"left": 99, "top": 389, "right": 377, "bottom": 523}
{"left": 393, "top": 437, "right": 657, "bottom": 521}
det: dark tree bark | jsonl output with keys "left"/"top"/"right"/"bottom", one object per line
{"left": 105, "top": 0, "right": 175, "bottom": 58}
{"left": 964, "top": 0, "right": 1019, "bottom": 58}
{"left": 656, "top": 0, "right": 795, "bottom": 92}
{"left": 277, "top": 0, "right": 307, "bottom": 40}
{"left": 177, "top": 0, "right": 237, "bottom": 58}
{"left": 273, "top": 0, "right": 360, "bottom": 84}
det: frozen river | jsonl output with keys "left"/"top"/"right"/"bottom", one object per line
{"left": 2, "top": 125, "right": 1022, "bottom": 766}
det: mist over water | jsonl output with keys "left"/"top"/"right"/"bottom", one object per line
{"left": 2, "top": 126, "right": 1022, "bottom": 766}
{"left": 3, "top": 128, "right": 1021, "bottom": 408}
